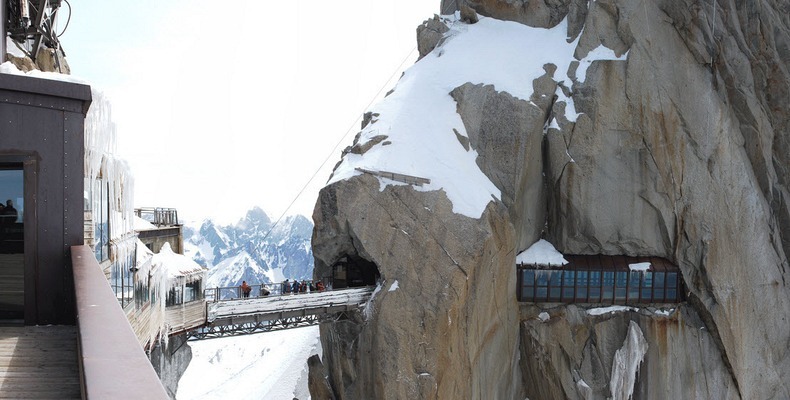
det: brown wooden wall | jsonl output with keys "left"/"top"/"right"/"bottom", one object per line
{"left": 0, "top": 74, "right": 91, "bottom": 325}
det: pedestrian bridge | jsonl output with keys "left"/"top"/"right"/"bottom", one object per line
{"left": 187, "top": 287, "right": 375, "bottom": 340}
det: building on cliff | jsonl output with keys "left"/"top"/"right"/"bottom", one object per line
{"left": 0, "top": 2, "right": 203, "bottom": 396}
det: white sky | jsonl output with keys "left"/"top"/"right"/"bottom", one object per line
{"left": 60, "top": 0, "right": 440, "bottom": 224}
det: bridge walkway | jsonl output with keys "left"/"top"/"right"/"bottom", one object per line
{"left": 189, "top": 287, "right": 374, "bottom": 340}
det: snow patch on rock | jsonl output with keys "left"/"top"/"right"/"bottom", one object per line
{"left": 587, "top": 306, "right": 638, "bottom": 316}
{"left": 628, "top": 262, "right": 650, "bottom": 271}
{"left": 516, "top": 239, "right": 568, "bottom": 266}
{"left": 328, "top": 16, "right": 626, "bottom": 218}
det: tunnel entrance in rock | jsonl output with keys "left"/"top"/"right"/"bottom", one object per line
{"left": 331, "top": 255, "right": 380, "bottom": 289}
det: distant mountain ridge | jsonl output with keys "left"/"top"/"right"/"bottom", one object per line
{"left": 183, "top": 207, "right": 314, "bottom": 289}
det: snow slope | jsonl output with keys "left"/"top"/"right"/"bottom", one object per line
{"left": 177, "top": 326, "right": 320, "bottom": 400}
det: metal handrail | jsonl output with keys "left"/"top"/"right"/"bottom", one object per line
{"left": 134, "top": 207, "right": 179, "bottom": 227}
{"left": 203, "top": 280, "right": 329, "bottom": 302}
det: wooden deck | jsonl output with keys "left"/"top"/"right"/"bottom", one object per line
{"left": 0, "top": 326, "right": 81, "bottom": 399}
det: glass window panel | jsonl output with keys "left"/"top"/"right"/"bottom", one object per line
{"left": 615, "top": 272, "right": 628, "bottom": 300}
{"left": 642, "top": 272, "right": 653, "bottom": 287}
{"left": 628, "top": 272, "right": 641, "bottom": 300}
{"left": 563, "top": 286, "right": 574, "bottom": 300}
{"left": 654, "top": 272, "right": 665, "bottom": 287}
{"left": 603, "top": 285, "right": 614, "bottom": 300}
{"left": 576, "top": 271, "right": 589, "bottom": 287}
{"left": 576, "top": 286, "right": 588, "bottom": 299}
{"left": 549, "top": 287, "right": 561, "bottom": 300}
{"left": 616, "top": 272, "right": 628, "bottom": 288}
{"left": 562, "top": 271, "right": 575, "bottom": 300}
{"left": 589, "top": 271, "right": 601, "bottom": 287}
{"left": 666, "top": 288, "right": 677, "bottom": 301}
{"left": 653, "top": 287, "right": 665, "bottom": 301}
{"left": 536, "top": 287, "right": 548, "bottom": 300}
{"left": 589, "top": 286, "right": 601, "bottom": 301}
{"left": 536, "top": 272, "right": 548, "bottom": 286}
{"left": 667, "top": 272, "right": 678, "bottom": 287}
{"left": 563, "top": 271, "right": 575, "bottom": 286}
{"left": 549, "top": 272, "right": 561, "bottom": 286}
{"left": 641, "top": 286, "right": 652, "bottom": 301}
{"left": 589, "top": 272, "right": 601, "bottom": 301}
{"left": 603, "top": 271, "right": 615, "bottom": 287}
{"left": 521, "top": 285, "right": 534, "bottom": 300}
{"left": 603, "top": 272, "right": 615, "bottom": 300}
{"left": 523, "top": 270, "right": 535, "bottom": 286}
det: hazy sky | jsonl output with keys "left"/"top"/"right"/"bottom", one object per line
{"left": 61, "top": 0, "right": 440, "bottom": 224}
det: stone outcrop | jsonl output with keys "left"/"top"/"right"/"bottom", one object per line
{"left": 307, "top": 354, "right": 336, "bottom": 400}
{"left": 311, "top": 0, "right": 790, "bottom": 399}
{"left": 450, "top": 82, "right": 547, "bottom": 251}
{"left": 416, "top": 16, "right": 449, "bottom": 60}
{"left": 521, "top": 305, "right": 740, "bottom": 400}
{"left": 312, "top": 176, "right": 523, "bottom": 399}
{"left": 5, "top": 46, "right": 71, "bottom": 74}
{"left": 149, "top": 334, "right": 192, "bottom": 399}
{"left": 35, "top": 46, "right": 71, "bottom": 74}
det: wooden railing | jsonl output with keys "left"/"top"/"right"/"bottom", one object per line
{"left": 72, "top": 245, "right": 169, "bottom": 399}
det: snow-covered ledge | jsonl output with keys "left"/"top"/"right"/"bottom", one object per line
{"left": 72, "top": 245, "right": 169, "bottom": 399}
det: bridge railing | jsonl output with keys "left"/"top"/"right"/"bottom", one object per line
{"left": 204, "top": 281, "right": 328, "bottom": 302}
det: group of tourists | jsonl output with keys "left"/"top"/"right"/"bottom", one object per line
{"left": 237, "top": 279, "right": 325, "bottom": 299}
{"left": 238, "top": 281, "right": 271, "bottom": 298}
{"left": 282, "top": 279, "right": 324, "bottom": 294}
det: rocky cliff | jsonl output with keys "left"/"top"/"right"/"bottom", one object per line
{"left": 310, "top": 1, "right": 790, "bottom": 399}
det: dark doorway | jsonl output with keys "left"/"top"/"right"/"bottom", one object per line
{"left": 331, "top": 255, "right": 380, "bottom": 289}
{"left": 0, "top": 163, "right": 24, "bottom": 321}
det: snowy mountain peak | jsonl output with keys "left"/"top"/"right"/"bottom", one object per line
{"left": 235, "top": 206, "right": 272, "bottom": 231}
{"left": 184, "top": 207, "right": 314, "bottom": 289}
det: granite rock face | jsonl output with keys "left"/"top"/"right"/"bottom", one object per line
{"left": 545, "top": 1, "right": 790, "bottom": 398}
{"left": 312, "top": 176, "right": 523, "bottom": 399}
{"left": 150, "top": 334, "right": 192, "bottom": 399}
{"left": 521, "top": 305, "right": 740, "bottom": 400}
{"left": 450, "top": 82, "right": 547, "bottom": 251}
{"left": 311, "top": 0, "right": 790, "bottom": 399}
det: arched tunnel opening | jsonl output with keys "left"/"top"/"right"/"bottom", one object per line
{"left": 331, "top": 254, "right": 380, "bottom": 289}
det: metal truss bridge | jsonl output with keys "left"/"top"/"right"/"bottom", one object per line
{"left": 186, "top": 287, "right": 374, "bottom": 340}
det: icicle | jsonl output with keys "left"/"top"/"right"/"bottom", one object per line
{"left": 609, "top": 321, "right": 648, "bottom": 400}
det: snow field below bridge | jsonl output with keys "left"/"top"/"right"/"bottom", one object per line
{"left": 177, "top": 325, "right": 320, "bottom": 400}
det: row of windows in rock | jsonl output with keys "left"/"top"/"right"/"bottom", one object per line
{"left": 518, "top": 269, "right": 683, "bottom": 303}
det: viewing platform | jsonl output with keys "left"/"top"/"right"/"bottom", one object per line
{"left": 0, "top": 326, "right": 81, "bottom": 399}
{"left": 517, "top": 254, "right": 685, "bottom": 304}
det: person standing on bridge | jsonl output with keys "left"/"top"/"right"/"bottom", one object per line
{"left": 291, "top": 280, "right": 300, "bottom": 294}
{"left": 240, "top": 281, "right": 251, "bottom": 298}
